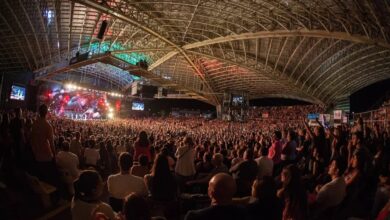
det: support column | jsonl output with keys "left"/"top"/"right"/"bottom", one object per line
{"left": 216, "top": 105, "right": 222, "bottom": 119}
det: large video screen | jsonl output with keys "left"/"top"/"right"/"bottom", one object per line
{"left": 10, "top": 85, "right": 26, "bottom": 101}
{"left": 132, "top": 102, "right": 144, "bottom": 111}
{"left": 232, "top": 95, "right": 244, "bottom": 106}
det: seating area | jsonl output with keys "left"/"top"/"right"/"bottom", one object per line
{"left": 0, "top": 105, "right": 389, "bottom": 219}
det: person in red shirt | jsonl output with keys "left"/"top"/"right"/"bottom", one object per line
{"left": 268, "top": 130, "right": 283, "bottom": 176}
{"left": 268, "top": 131, "right": 283, "bottom": 165}
{"left": 133, "top": 131, "right": 151, "bottom": 162}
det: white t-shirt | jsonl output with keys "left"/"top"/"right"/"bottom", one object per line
{"left": 175, "top": 146, "right": 196, "bottom": 177}
{"left": 107, "top": 173, "right": 148, "bottom": 199}
{"left": 71, "top": 198, "right": 115, "bottom": 220}
{"left": 84, "top": 148, "right": 100, "bottom": 166}
{"left": 56, "top": 151, "right": 79, "bottom": 178}
{"left": 315, "top": 177, "right": 346, "bottom": 212}
{"left": 255, "top": 156, "right": 274, "bottom": 178}
{"left": 116, "top": 145, "right": 127, "bottom": 154}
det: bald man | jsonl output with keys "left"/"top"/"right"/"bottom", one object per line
{"left": 184, "top": 173, "right": 250, "bottom": 220}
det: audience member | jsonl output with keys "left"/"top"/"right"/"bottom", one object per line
{"left": 255, "top": 146, "right": 273, "bottom": 179}
{"left": 268, "top": 131, "right": 283, "bottom": 173}
{"left": 131, "top": 154, "right": 150, "bottom": 178}
{"left": 71, "top": 170, "right": 115, "bottom": 220}
{"left": 31, "top": 104, "right": 59, "bottom": 186}
{"left": 230, "top": 149, "right": 258, "bottom": 197}
{"left": 56, "top": 140, "right": 80, "bottom": 180}
{"left": 145, "top": 154, "right": 177, "bottom": 202}
{"left": 122, "top": 193, "right": 152, "bottom": 220}
{"left": 108, "top": 152, "right": 147, "bottom": 212}
{"left": 278, "top": 164, "right": 307, "bottom": 220}
{"left": 175, "top": 136, "right": 196, "bottom": 191}
{"left": 70, "top": 131, "right": 82, "bottom": 158}
{"left": 310, "top": 159, "right": 347, "bottom": 219}
{"left": 185, "top": 173, "right": 250, "bottom": 220}
{"left": 134, "top": 131, "right": 151, "bottom": 162}
{"left": 247, "top": 176, "right": 282, "bottom": 220}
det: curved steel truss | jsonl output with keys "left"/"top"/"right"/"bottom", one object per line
{"left": 1, "top": 0, "right": 390, "bottom": 105}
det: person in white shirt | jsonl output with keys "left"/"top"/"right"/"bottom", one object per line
{"left": 84, "top": 140, "right": 100, "bottom": 167}
{"left": 255, "top": 147, "right": 273, "bottom": 179}
{"left": 175, "top": 136, "right": 196, "bottom": 192}
{"left": 175, "top": 136, "right": 196, "bottom": 177}
{"left": 311, "top": 158, "right": 347, "bottom": 219}
{"left": 56, "top": 141, "right": 79, "bottom": 179}
{"left": 108, "top": 152, "right": 148, "bottom": 200}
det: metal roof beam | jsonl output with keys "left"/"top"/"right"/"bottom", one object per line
{"left": 187, "top": 50, "right": 324, "bottom": 105}
{"left": 150, "top": 29, "right": 390, "bottom": 72}
{"left": 71, "top": 0, "right": 219, "bottom": 105}
{"left": 182, "top": 30, "right": 390, "bottom": 50}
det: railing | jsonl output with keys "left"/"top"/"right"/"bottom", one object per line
{"left": 353, "top": 106, "right": 390, "bottom": 129}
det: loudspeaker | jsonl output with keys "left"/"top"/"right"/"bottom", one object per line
{"left": 136, "top": 60, "right": 148, "bottom": 70}
{"left": 162, "top": 88, "right": 168, "bottom": 97}
{"left": 97, "top": 20, "right": 108, "bottom": 39}
{"left": 140, "top": 85, "right": 157, "bottom": 98}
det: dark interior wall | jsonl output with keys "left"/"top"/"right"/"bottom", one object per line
{"left": 350, "top": 78, "right": 390, "bottom": 113}
{"left": 0, "top": 71, "right": 37, "bottom": 111}
{"left": 120, "top": 98, "right": 215, "bottom": 116}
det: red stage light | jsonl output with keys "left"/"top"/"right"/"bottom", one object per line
{"left": 115, "top": 100, "right": 121, "bottom": 111}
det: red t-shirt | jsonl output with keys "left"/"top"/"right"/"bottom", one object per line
{"left": 133, "top": 142, "right": 151, "bottom": 162}
{"left": 268, "top": 140, "right": 282, "bottom": 164}
{"left": 377, "top": 208, "right": 390, "bottom": 220}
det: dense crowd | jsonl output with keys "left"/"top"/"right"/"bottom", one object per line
{"left": 1, "top": 104, "right": 390, "bottom": 220}
{"left": 247, "top": 105, "right": 325, "bottom": 120}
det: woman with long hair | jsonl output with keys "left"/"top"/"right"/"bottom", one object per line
{"left": 248, "top": 176, "right": 283, "bottom": 220}
{"left": 344, "top": 149, "right": 366, "bottom": 188}
{"left": 134, "top": 131, "right": 151, "bottom": 162}
{"left": 145, "top": 154, "right": 177, "bottom": 202}
{"left": 278, "top": 165, "right": 307, "bottom": 220}
{"left": 304, "top": 119, "right": 329, "bottom": 176}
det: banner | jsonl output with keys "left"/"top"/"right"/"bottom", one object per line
{"left": 343, "top": 116, "right": 348, "bottom": 124}
{"left": 334, "top": 110, "right": 342, "bottom": 120}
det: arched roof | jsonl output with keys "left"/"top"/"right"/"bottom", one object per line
{"left": 1, "top": 0, "right": 390, "bottom": 105}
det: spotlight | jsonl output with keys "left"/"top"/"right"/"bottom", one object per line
{"left": 109, "top": 107, "right": 113, "bottom": 112}
{"left": 66, "top": 83, "right": 77, "bottom": 90}
{"left": 64, "top": 83, "right": 72, "bottom": 90}
{"left": 108, "top": 112, "right": 114, "bottom": 119}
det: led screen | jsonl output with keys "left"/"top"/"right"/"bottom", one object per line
{"left": 132, "top": 102, "right": 144, "bottom": 111}
{"left": 10, "top": 85, "right": 26, "bottom": 101}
